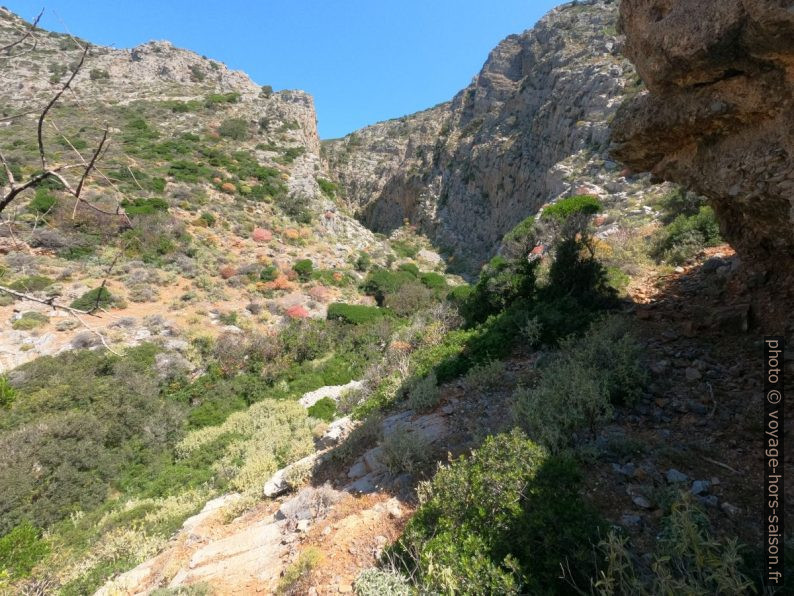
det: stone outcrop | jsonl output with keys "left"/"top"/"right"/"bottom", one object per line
{"left": 611, "top": 0, "right": 794, "bottom": 322}
{"left": 325, "top": 0, "right": 639, "bottom": 272}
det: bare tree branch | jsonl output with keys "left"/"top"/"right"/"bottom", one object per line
{"left": 75, "top": 128, "right": 108, "bottom": 198}
{"left": 0, "top": 284, "right": 94, "bottom": 316}
{"left": 0, "top": 8, "right": 43, "bottom": 54}
{"left": 37, "top": 44, "right": 89, "bottom": 170}
{"left": 0, "top": 110, "right": 39, "bottom": 122}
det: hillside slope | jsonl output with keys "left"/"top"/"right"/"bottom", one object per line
{"left": 0, "top": 6, "right": 417, "bottom": 371}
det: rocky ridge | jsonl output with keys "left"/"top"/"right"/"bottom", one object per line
{"left": 324, "top": 0, "right": 646, "bottom": 273}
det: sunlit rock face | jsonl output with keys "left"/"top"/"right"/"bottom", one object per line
{"left": 611, "top": 0, "right": 794, "bottom": 303}
{"left": 325, "top": 1, "right": 640, "bottom": 273}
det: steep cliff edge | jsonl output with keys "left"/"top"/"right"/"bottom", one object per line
{"left": 611, "top": 0, "right": 793, "bottom": 329}
{"left": 325, "top": 0, "right": 641, "bottom": 272}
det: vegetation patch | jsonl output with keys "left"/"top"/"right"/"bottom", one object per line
{"left": 388, "top": 430, "right": 605, "bottom": 594}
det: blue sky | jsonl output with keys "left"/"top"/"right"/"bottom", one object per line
{"left": 6, "top": 1, "right": 562, "bottom": 139}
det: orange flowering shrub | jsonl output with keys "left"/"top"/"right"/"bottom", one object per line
{"left": 219, "top": 265, "right": 237, "bottom": 280}
{"left": 251, "top": 228, "right": 272, "bottom": 242}
{"left": 285, "top": 304, "right": 309, "bottom": 319}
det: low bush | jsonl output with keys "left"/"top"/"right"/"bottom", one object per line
{"left": 513, "top": 316, "right": 645, "bottom": 452}
{"left": 541, "top": 194, "right": 602, "bottom": 223}
{"left": 383, "top": 281, "right": 434, "bottom": 316}
{"left": 218, "top": 118, "right": 249, "bottom": 140}
{"left": 316, "top": 177, "right": 337, "bottom": 198}
{"left": 354, "top": 568, "right": 412, "bottom": 596}
{"left": 8, "top": 275, "right": 54, "bottom": 293}
{"left": 260, "top": 265, "right": 278, "bottom": 282}
{"left": 273, "top": 191, "right": 313, "bottom": 224}
{"left": 27, "top": 188, "right": 57, "bottom": 215}
{"left": 397, "top": 263, "right": 419, "bottom": 277}
{"left": 419, "top": 271, "right": 446, "bottom": 290}
{"left": 307, "top": 396, "right": 336, "bottom": 422}
{"left": 11, "top": 311, "right": 49, "bottom": 330}
{"left": 277, "top": 547, "right": 322, "bottom": 594}
{"left": 0, "top": 376, "right": 15, "bottom": 408}
{"left": 355, "top": 252, "right": 371, "bottom": 272}
{"left": 204, "top": 92, "right": 240, "bottom": 107}
{"left": 121, "top": 197, "right": 169, "bottom": 216}
{"left": 652, "top": 206, "right": 721, "bottom": 265}
{"left": 594, "top": 495, "right": 754, "bottom": 595}
{"left": 389, "top": 430, "right": 604, "bottom": 594}
{"left": 361, "top": 268, "right": 416, "bottom": 306}
{"left": 327, "top": 303, "right": 387, "bottom": 325}
{"left": 292, "top": 259, "right": 313, "bottom": 282}
{"left": 460, "top": 255, "right": 537, "bottom": 326}
{"left": 379, "top": 427, "right": 432, "bottom": 476}
{"left": 0, "top": 520, "right": 49, "bottom": 580}
{"left": 199, "top": 212, "right": 216, "bottom": 227}
{"left": 464, "top": 359, "right": 505, "bottom": 391}
{"left": 406, "top": 372, "right": 440, "bottom": 413}
{"left": 70, "top": 287, "right": 115, "bottom": 312}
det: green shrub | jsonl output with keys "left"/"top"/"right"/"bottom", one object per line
{"left": 168, "top": 160, "right": 212, "bottom": 183}
{"left": 0, "top": 376, "right": 15, "bottom": 409}
{"left": 383, "top": 282, "right": 434, "bottom": 317}
{"left": 419, "top": 271, "right": 446, "bottom": 290}
{"left": 406, "top": 372, "right": 440, "bottom": 413}
{"left": 461, "top": 255, "right": 537, "bottom": 326}
{"left": 652, "top": 206, "right": 721, "bottom": 265}
{"left": 501, "top": 214, "right": 537, "bottom": 257}
{"left": 277, "top": 146, "right": 306, "bottom": 164}
{"left": 218, "top": 118, "right": 249, "bottom": 140}
{"left": 307, "top": 396, "right": 336, "bottom": 422}
{"left": 379, "top": 427, "right": 432, "bottom": 476}
{"left": 541, "top": 194, "right": 602, "bottom": 223}
{"left": 89, "top": 68, "right": 110, "bottom": 80}
{"left": 277, "top": 547, "right": 322, "bottom": 594}
{"left": 70, "top": 286, "right": 115, "bottom": 311}
{"left": 355, "top": 252, "right": 372, "bottom": 272}
{"left": 594, "top": 495, "right": 754, "bottom": 595}
{"left": 8, "top": 275, "right": 54, "bottom": 292}
{"left": 446, "top": 284, "right": 473, "bottom": 306}
{"left": 354, "top": 568, "right": 412, "bottom": 596}
{"left": 655, "top": 187, "right": 705, "bottom": 224}
{"left": 464, "top": 359, "right": 505, "bottom": 391}
{"left": 391, "top": 240, "right": 419, "bottom": 259}
{"left": 27, "top": 188, "right": 57, "bottom": 214}
{"left": 316, "top": 177, "right": 337, "bottom": 198}
{"left": 397, "top": 263, "right": 419, "bottom": 277}
{"left": 260, "top": 265, "right": 278, "bottom": 282}
{"left": 121, "top": 197, "right": 169, "bottom": 216}
{"left": 390, "top": 430, "right": 604, "bottom": 594}
{"left": 545, "top": 237, "right": 617, "bottom": 307}
{"left": 0, "top": 520, "right": 49, "bottom": 580}
{"left": 327, "top": 303, "right": 387, "bottom": 325}
{"left": 362, "top": 268, "right": 415, "bottom": 306}
{"left": 513, "top": 316, "right": 645, "bottom": 451}
{"left": 275, "top": 193, "right": 313, "bottom": 224}
{"left": 199, "top": 212, "right": 216, "bottom": 227}
{"left": 11, "top": 311, "right": 49, "bottom": 330}
{"left": 204, "top": 92, "right": 240, "bottom": 107}
{"left": 292, "top": 259, "right": 314, "bottom": 281}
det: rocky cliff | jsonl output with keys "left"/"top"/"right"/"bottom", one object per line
{"left": 324, "top": 0, "right": 643, "bottom": 272}
{"left": 611, "top": 0, "right": 793, "bottom": 328}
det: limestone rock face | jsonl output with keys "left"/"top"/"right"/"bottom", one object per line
{"left": 611, "top": 0, "right": 794, "bottom": 289}
{"left": 325, "top": 0, "right": 636, "bottom": 272}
